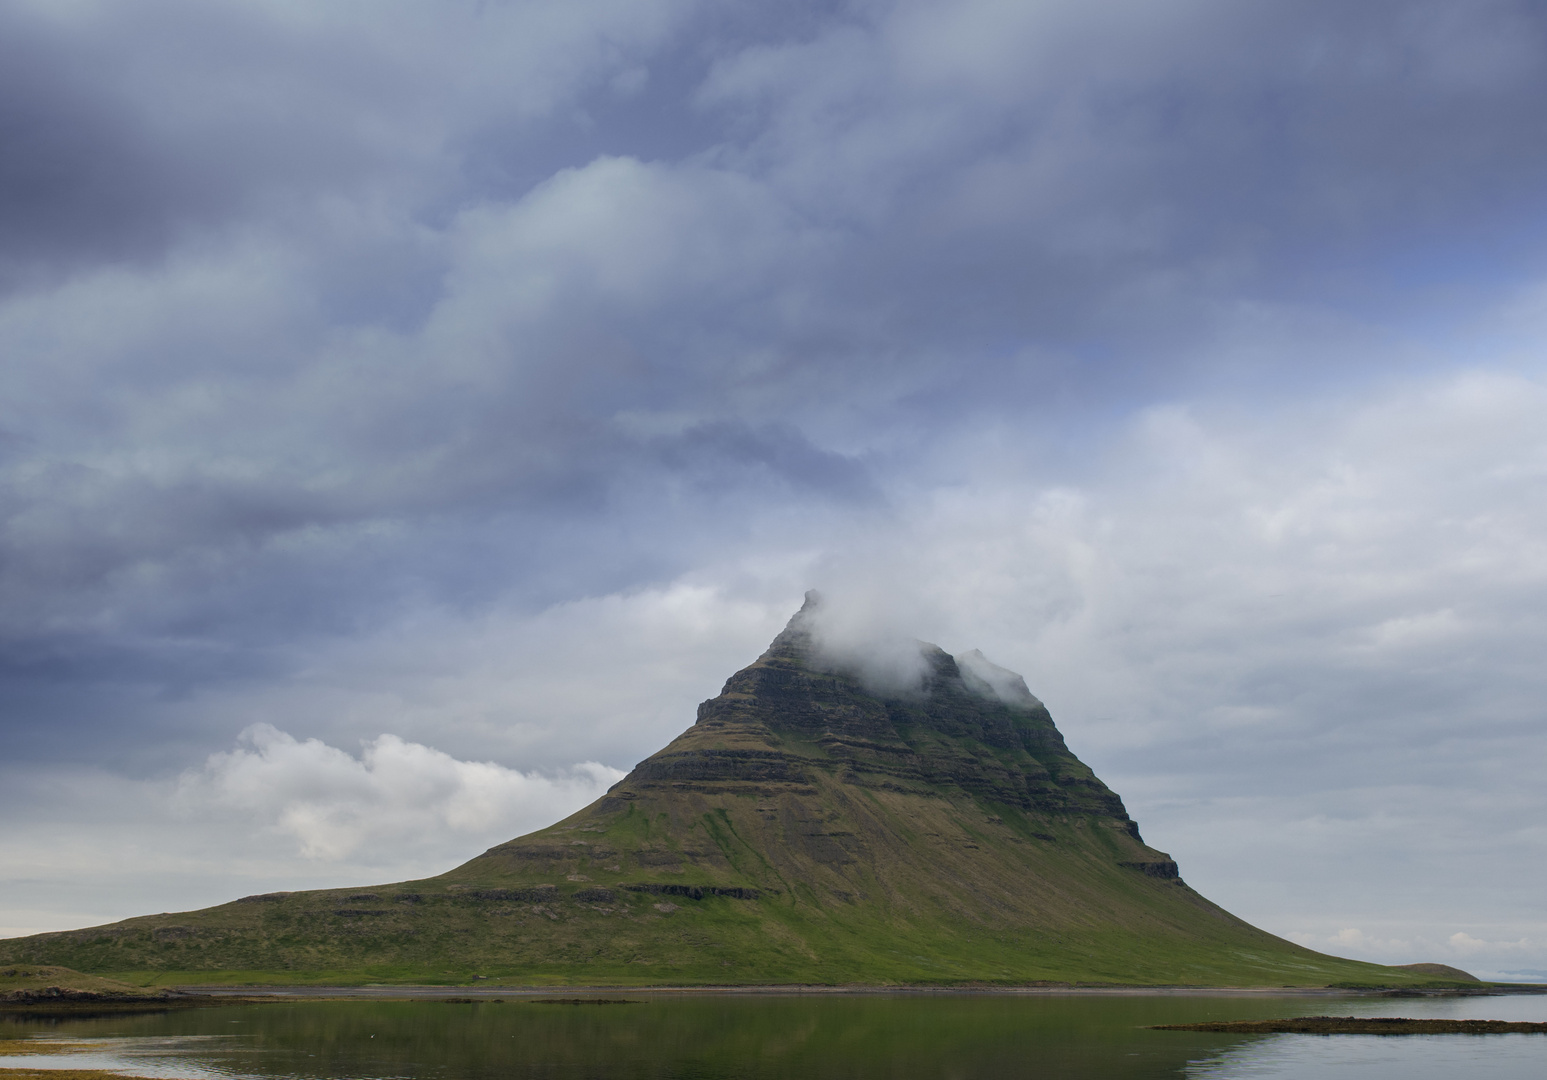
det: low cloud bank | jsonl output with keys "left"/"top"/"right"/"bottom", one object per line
{"left": 0, "top": 730, "right": 626, "bottom": 936}
{"left": 179, "top": 725, "right": 624, "bottom": 862}
{"left": 794, "top": 590, "right": 936, "bottom": 696}
{"left": 796, "top": 592, "right": 1042, "bottom": 706}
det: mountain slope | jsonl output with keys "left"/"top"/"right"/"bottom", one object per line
{"left": 0, "top": 597, "right": 1443, "bottom": 987}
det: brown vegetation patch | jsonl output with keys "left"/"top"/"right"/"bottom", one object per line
{"left": 0, "top": 1039, "right": 93, "bottom": 1055}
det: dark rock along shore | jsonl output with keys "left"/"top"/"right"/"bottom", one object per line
{"left": 1157, "top": 1016, "right": 1547, "bottom": 1034}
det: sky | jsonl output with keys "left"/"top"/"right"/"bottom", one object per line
{"left": 3, "top": 0, "right": 1547, "bottom": 981}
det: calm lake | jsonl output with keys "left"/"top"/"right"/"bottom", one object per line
{"left": 3, "top": 991, "right": 1545, "bottom": 1080}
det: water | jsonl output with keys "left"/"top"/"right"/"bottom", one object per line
{"left": 1, "top": 991, "right": 1544, "bottom": 1080}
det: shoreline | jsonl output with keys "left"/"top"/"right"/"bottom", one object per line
{"left": 159, "top": 982, "right": 1547, "bottom": 999}
{"left": 3, "top": 981, "right": 1542, "bottom": 1014}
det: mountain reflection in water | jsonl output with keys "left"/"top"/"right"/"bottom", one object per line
{"left": 2, "top": 992, "right": 1544, "bottom": 1080}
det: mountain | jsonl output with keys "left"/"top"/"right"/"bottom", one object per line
{"left": 0, "top": 595, "right": 1447, "bottom": 987}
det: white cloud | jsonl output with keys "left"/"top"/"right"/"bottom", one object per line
{"left": 1448, "top": 931, "right": 1534, "bottom": 956}
{"left": 179, "top": 724, "right": 624, "bottom": 861}
{"left": 0, "top": 728, "right": 629, "bottom": 937}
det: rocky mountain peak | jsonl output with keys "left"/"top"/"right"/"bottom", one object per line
{"left": 611, "top": 597, "right": 1136, "bottom": 826}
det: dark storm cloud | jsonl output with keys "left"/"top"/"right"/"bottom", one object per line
{"left": 0, "top": 0, "right": 409, "bottom": 288}
{"left": 689, "top": 0, "right": 1547, "bottom": 383}
{"left": 0, "top": 15, "right": 181, "bottom": 281}
{"left": 5, "top": 0, "right": 1547, "bottom": 747}
{"left": 0, "top": 0, "right": 703, "bottom": 289}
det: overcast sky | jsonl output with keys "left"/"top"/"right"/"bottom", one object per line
{"left": 3, "top": 0, "right": 1547, "bottom": 981}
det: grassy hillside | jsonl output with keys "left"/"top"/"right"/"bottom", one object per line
{"left": 0, "top": 788, "right": 1436, "bottom": 988}
{"left": 0, "top": 599, "right": 1453, "bottom": 988}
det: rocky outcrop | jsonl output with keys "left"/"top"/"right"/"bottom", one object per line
{"left": 1, "top": 986, "right": 174, "bottom": 1003}
{"left": 613, "top": 592, "right": 1136, "bottom": 825}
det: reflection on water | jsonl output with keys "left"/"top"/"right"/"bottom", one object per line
{"left": 0, "top": 992, "right": 1543, "bottom": 1080}
{"left": 1185, "top": 994, "right": 1547, "bottom": 1080}
{"left": 1190, "top": 1032, "right": 1547, "bottom": 1080}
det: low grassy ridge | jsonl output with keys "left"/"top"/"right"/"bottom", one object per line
{"left": 0, "top": 604, "right": 1465, "bottom": 989}
{"left": 0, "top": 965, "right": 177, "bottom": 1010}
{"left": 0, "top": 966, "right": 163, "bottom": 999}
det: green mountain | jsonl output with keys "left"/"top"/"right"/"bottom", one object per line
{"left": 0, "top": 596, "right": 1445, "bottom": 987}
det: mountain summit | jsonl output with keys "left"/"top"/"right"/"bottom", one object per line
{"left": 1, "top": 598, "right": 1440, "bottom": 986}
